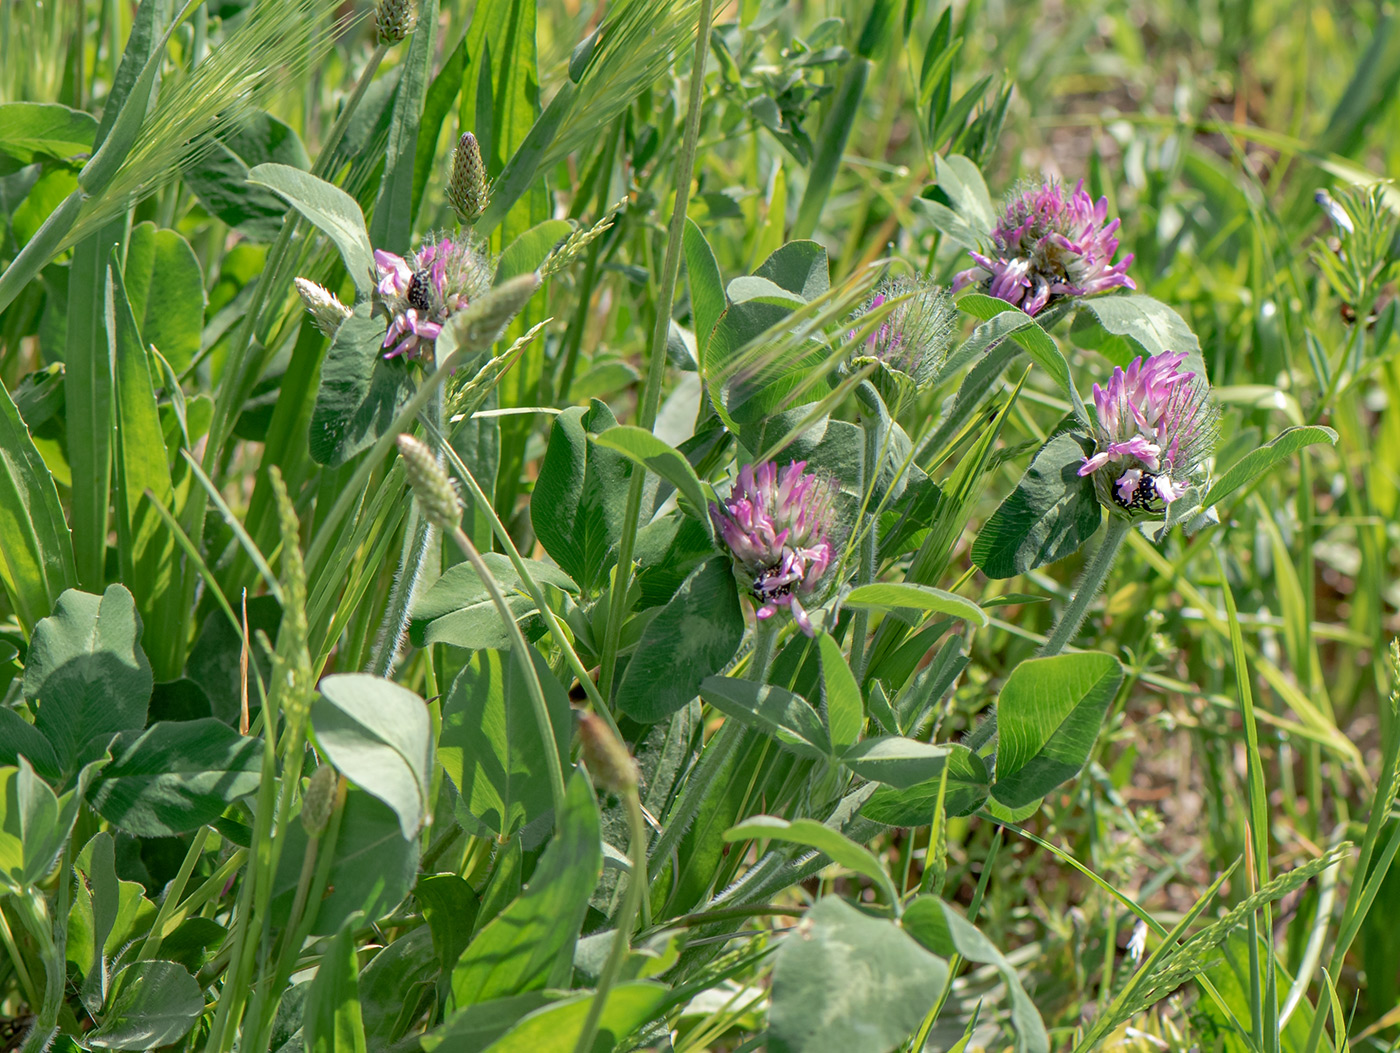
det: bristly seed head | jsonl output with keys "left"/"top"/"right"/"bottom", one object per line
{"left": 953, "top": 178, "right": 1134, "bottom": 316}
{"left": 447, "top": 132, "right": 489, "bottom": 225}
{"left": 1077, "top": 351, "right": 1218, "bottom": 520}
{"left": 396, "top": 434, "right": 463, "bottom": 532}
{"left": 709, "top": 461, "right": 838, "bottom": 637}
{"left": 848, "top": 277, "right": 957, "bottom": 388}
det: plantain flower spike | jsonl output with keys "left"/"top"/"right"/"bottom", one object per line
{"left": 376, "top": 0, "right": 417, "bottom": 45}
{"left": 396, "top": 434, "right": 462, "bottom": 532}
{"left": 447, "top": 132, "right": 489, "bottom": 225}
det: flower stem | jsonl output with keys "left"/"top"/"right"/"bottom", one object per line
{"left": 597, "top": 0, "right": 714, "bottom": 702}
{"left": 1038, "top": 516, "right": 1130, "bottom": 658}
{"left": 850, "top": 382, "right": 884, "bottom": 681}
{"left": 571, "top": 787, "right": 649, "bottom": 1053}
{"left": 368, "top": 391, "right": 444, "bottom": 676}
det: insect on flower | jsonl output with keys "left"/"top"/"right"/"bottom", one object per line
{"left": 710, "top": 461, "right": 838, "bottom": 636}
{"left": 953, "top": 179, "right": 1134, "bottom": 316}
{"left": 374, "top": 234, "right": 492, "bottom": 361}
{"left": 1078, "top": 351, "right": 1218, "bottom": 518}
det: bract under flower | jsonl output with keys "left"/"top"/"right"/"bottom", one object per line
{"left": 709, "top": 461, "right": 837, "bottom": 636}
{"left": 953, "top": 179, "right": 1134, "bottom": 316}
{"left": 1077, "top": 351, "right": 1217, "bottom": 518}
{"left": 374, "top": 235, "right": 491, "bottom": 361}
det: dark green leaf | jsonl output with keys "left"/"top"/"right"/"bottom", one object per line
{"left": 860, "top": 745, "right": 990, "bottom": 822}
{"left": 25, "top": 584, "right": 151, "bottom": 775}
{"left": 307, "top": 302, "right": 415, "bottom": 467}
{"left": 439, "top": 646, "right": 570, "bottom": 839}
{"left": 698, "top": 676, "right": 833, "bottom": 759}
{"left": 530, "top": 401, "right": 640, "bottom": 594}
{"left": 972, "top": 430, "right": 1102, "bottom": 579}
{"left": 88, "top": 960, "right": 203, "bottom": 1050}
{"left": 992, "top": 652, "right": 1123, "bottom": 808}
{"left": 0, "top": 363, "right": 75, "bottom": 631}
{"left": 416, "top": 873, "right": 480, "bottom": 972}
{"left": 88, "top": 719, "right": 260, "bottom": 837}
{"left": 409, "top": 553, "right": 577, "bottom": 650}
{"left": 1073, "top": 294, "right": 1206, "bottom": 378}
{"left": 725, "top": 817, "right": 897, "bottom": 905}
{"left": 184, "top": 111, "right": 311, "bottom": 241}
{"left": 753, "top": 240, "right": 830, "bottom": 302}
{"left": 273, "top": 789, "right": 419, "bottom": 935}
{"left": 246, "top": 163, "right": 376, "bottom": 294}
{"left": 901, "top": 897, "right": 1049, "bottom": 1053}
{"left": 843, "top": 582, "right": 988, "bottom": 625}
{"left": 683, "top": 219, "right": 725, "bottom": 359}
{"left": 0, "top": 102, "right": 97, "bottom": 163}
{"left": 451, "top": 772, "right": 601, "bottom": 1008}
{"left": 616, "top": 558, "right": 744, "bottom": 723}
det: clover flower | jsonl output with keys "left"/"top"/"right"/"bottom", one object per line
{"left": 849, "top": 277, "right": 956, "bottom": 388}
{"left": 1078, "top": 351, "right": 1217, "bottom": 517}
{"left": 710, "top": 461, "right": 837, "bottom": 636}
{"left": 953, "top": 180, "right": 1134, "bottom": 316}
{"left": 375, "top": 234, "right": 491, "bottom": 360}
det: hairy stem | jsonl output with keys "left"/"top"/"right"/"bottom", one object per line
{"left": 1038, "top": 516, "right": 1130, "bottom": 658}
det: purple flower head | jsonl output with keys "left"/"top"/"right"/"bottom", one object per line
{"left": 848, "top": 277, "right": 956, "bottom": 387}
{"left": 1077, "top": 351, "right": 1218, "bottom": 518}
{"left": 374, "top": 234, "right": 492, "bottom": 360}
{"left": 709, "top": 461, "right": 838, "bottom": 636}
{"left": 953, "top": 179, "right": 1134, "bottom": 316}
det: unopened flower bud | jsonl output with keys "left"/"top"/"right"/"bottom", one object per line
{"left": 301, "top": 764, "right": 339, "bottom": 837}
{"left": 396, "top": 433, "right": 462, "bottom": 531}
{"left": 376, "top": 0, "right": 416, "bottom": 45}
{"left": 294, "top": 278, "right": 352, "bottom": 338}
{"left": 578, "top": 711, "right": 638, "bottom": 794}
{"left": 447, "top": 132, "right": 489, "bottom": 225}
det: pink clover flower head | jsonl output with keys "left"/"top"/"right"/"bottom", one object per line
{"left": 709, "top": 460, "right": 838, "bottom": 636}
{"left": 374, "top": 233, "right": 492, "bottom": 360}
{"left": 952, "top": 179, "right": 1135, "bottom": 316}
{"left": 1077, "top": 351, "right": 1218, "bottom": 518}
{"left": 848, "top": 277, "right": 956, "bottom": 387}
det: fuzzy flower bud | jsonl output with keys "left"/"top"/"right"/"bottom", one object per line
{"left": 953, "top": 179, "right": 1134, "bottom": 316}
{"left": 577, "top": 711, "right": 638, "bottom": 794}
{"left": 374, "top": 233, "right": 492, "bottom": 361}
{"left": 1078, "top": 351, "right": 1218, "bottom": 519}
{"left": 396, "top": 434, "right": 462, "bottom": 531}
{"left": 294, "top": 278, "right": 352, "bottom": 338}
{"left": 375, "top": 0, "right": 416, "bottom": 45}
{"left": 848, "top": 277, "right": 956, "bottom": 389}
{"left": 300, "top": 764, "right": 339, "bottom": 837}
{"left": 447, "top": 132, "right": 489, "bottom": 225}
{"left": 710, "top": 461, "right": 837, "bottom": 636}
